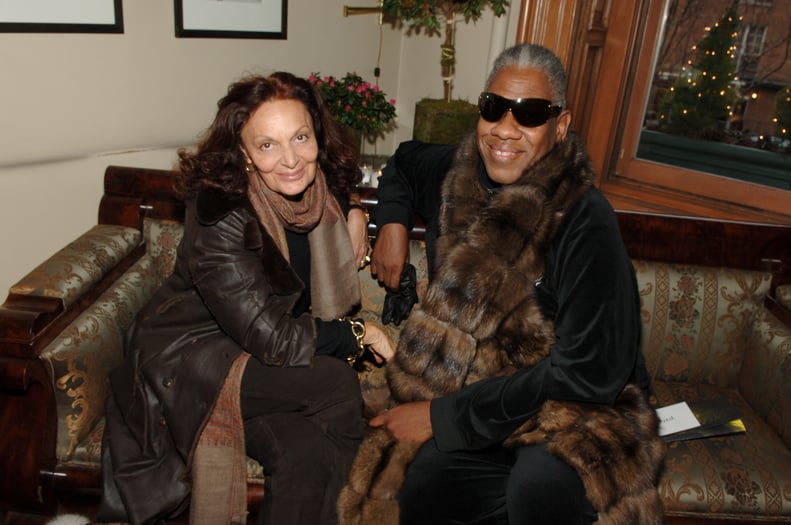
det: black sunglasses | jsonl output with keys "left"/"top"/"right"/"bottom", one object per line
{"left": 478, "top": 92, "right": 563, "bottom": 128}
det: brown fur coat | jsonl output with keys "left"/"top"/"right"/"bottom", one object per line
{"left": 338, "top": 133, "right": 666, "bottom": 525}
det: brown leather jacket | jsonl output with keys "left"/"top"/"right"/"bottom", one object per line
{"left": 98, "top": 187, "right": 316, "bottom": 524}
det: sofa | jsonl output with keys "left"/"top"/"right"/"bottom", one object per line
{"left": 1, "top": 165, "right": 790, "bottom": 524}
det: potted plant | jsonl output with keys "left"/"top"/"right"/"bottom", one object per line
{"left": 382, "top": 0, "right": 509, "bottom": 144}
{"left": 383, "top": 0, "right": 509, "bottom": 102}
{"left": 309, "top": 72, "right": 397, "bottom": 153}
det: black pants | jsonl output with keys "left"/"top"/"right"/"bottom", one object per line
{"left": 240, "top": 355, "right": 365, "bottom": 525}
{"left": 398, "top": 440, "right": 598, "bottom": 525}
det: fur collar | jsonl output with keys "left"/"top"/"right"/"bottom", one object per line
{"left": 438, "top": 131, "right": 594, "bottom": 258}
{"left": 389, "top": 132, "right": 596, "bottom": 399}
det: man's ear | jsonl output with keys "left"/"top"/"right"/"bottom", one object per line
{"left": 555, "top": 109, "right": 572, "bottom": 142}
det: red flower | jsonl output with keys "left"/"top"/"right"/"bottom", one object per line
{"left": 309, "top": 71, "right": 397, "bottom": 135}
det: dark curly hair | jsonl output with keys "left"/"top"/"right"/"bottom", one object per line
{"left": 177, "top": 71, "right": 361, "bottom": 202}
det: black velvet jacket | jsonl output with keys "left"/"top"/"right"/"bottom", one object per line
{"left": 347, "top": 135, "right": 663, "bottom": 525}
{"left": 431, "top": 187, "right": 650, "bottom": 451}
{"left": 374, "top": 139, "right": 650, "bottom": 451}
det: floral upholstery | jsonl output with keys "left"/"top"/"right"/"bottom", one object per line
{"left": 19, "top": 221, "right": 791, "bottom": 521}
{"left": 10, "top": 225, "right": 140, "bottom": 308}
{"left": 33, "top": 220, "right": 182, "bottom": 466}
{"left": 655, "top": 381, "right": 791, "bottom": 519}
{"left": 634, "top": 260, "right": 771, "bottom": 389}
{"left": 739, "top": 306, "right": 791, "bottom": 450}
{"left": 39, "top": 219, "right": 184, "bottom": 464}
{"left": 635, "top": 260, "right": 791, "bottom": 519}
{"left": 143, "top": 218, "right": 182, "bottom": 281}
{"left": 42, "top": 254, "right": 163, "bottom": 463}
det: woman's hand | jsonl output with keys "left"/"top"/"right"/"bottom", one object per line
{"left": 363, "top": 322, "right": 395, "bottom": 364}
{"left": 347, "top": 207, "right": 370, "bottom": 269}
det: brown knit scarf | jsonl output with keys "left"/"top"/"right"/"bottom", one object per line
{"left": 247, "top": 167, "right": 360, "bottom": 320}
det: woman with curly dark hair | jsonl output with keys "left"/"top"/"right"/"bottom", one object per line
{"left": 98, "top": 72, "right": 395, "bottom": 525}
{"left": 178, "top": 71, "right": 370, "bottom": 263}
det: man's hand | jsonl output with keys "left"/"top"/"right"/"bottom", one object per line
{"left": 369, "top": 400, "right": 432, "bottom": 444}
{"left": 370, "top": 223, "right": 409, "bottom": 290}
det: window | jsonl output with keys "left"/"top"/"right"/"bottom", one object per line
{"left": 583, "top": 0, "right": 791, "bottom": 222}
{"left": 517, "top": 0, "right": 791, "bottom": 221}
{"left": 737, "top": 24, "right": 767, "bottom": 75}
{"left": 742, "top": 24, "right": 767, "bottom": 57}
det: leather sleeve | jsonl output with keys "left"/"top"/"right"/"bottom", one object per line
{"left": 373, "top": 141, "right": 456, "bottom": 229}
{"left": 184, "top": 204, "right": 315, "bottom": 368}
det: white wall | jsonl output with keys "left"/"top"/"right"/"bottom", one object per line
{"left": 391, "top": 8, "right": 521, "bottom": 144}
{"left": 0, "top": 0, "right": 404, "bottom": 166}
{"left": 0, "top": 148, "right": 180, "bottom": 296}
{"left": 0, "top": 0, "right": 521, "bottom": 295}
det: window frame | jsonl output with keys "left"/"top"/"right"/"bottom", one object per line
{"left": 517, "top": 0, "right": 791, "bottom": 223}
{"left": 737, "top": 23, "right": 767, "bottom": 76}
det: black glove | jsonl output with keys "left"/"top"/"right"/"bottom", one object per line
{"left": 382, "top": 263, "right": 419, "bottom": 326}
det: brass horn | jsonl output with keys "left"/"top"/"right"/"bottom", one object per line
{"left": 343, "top": 6, "right": 382, "bottom": 16}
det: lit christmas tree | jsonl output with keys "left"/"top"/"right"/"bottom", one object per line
{"left": 658, "top": 4, "right": 741, "bottom": 139}
{"left": 774, "top": 86, "right": 791, "bottom": 141}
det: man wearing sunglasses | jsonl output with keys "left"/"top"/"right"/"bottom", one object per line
{"left": 371, "top": 58, "right": 572, "bottom": 290}
{"left": 367, "top": 44, "right": 663, "bottom": 524}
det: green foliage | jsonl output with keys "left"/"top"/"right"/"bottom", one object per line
{"left": 381, "top": 0, "right": 509, "bottom": 36}
{"left": 775, "top": 86, "right": 791, "bottom": 138}
{"left": 309, "top": 72, "right": 397, "bottom": 136}
{"left": 382, "top": 0, "right": 509, "bottom": 100}
{"left": 413, "top": 98, "right": 478, "bottom": 144}
{"left": 657, "top": 4, "right": 741, "bottom": 137}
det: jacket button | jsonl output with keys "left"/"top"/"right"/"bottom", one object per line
{"left": 163, "top": 377, "right": 174, "bottom": 388}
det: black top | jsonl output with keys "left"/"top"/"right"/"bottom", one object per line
{"left": 374, "top": 141, "right": 456, "bottom": 278}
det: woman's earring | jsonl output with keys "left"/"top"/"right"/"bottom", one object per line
{"left": 245, "top": 164, "right": 251, "bottom": 173}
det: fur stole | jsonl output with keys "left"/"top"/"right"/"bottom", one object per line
{"left": 338, "top": 133, "right": 666, "bottom": 525}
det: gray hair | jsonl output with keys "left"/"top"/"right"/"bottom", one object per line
{"left": 485, "top": 44, "right": 568, "bottom": 108}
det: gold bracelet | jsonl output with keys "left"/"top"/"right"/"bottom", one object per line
{"left": 348, "top": 204, "right": 370, "bottom": 224}
{"left": 340, "top": 316, "right": 366, "bottom": 366}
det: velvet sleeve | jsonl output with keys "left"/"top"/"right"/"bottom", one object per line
{"left": 373, "top": 141, "right": 456, "bottom": 229}
{"left": 431, "top": 189, "right": 642, "bottom": 451}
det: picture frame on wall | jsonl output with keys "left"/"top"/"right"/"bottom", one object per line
{"left": 175, "top": 0, "right": 287, "bottom": 39}
{"left": 0, "top": 0, "right": 123, "bottom": 33}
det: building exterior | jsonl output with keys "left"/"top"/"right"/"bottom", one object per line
{"left": 650, "top": 0, "right": 790, "bottom": 141}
